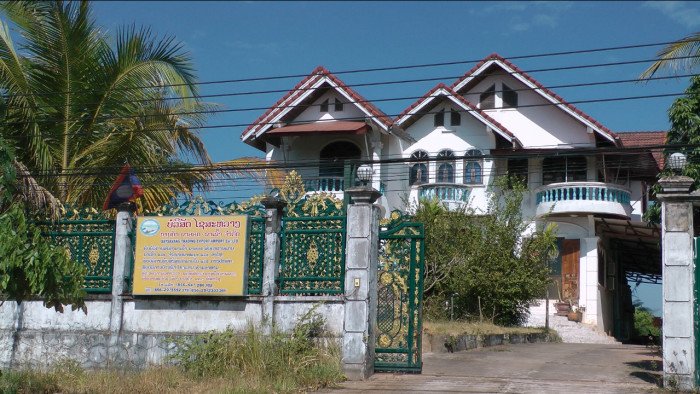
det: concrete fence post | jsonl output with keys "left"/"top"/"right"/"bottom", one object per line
{"left": 261, "top": 197, "right": 285, "bottom": 334}
{"left": 657, "top": 176, "right": 700, "bottom": 390}
{"left": 107, "top": 202, "right": 136, "bottom": 363}
{"left": 342, "top": 187, "right": 381, "bottom": 380}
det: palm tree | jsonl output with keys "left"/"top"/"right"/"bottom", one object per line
{"left": 0, "top": 1, "right": 272, "bottom": 211}
{"left": 640, "top": 32, "right": 700, "bottom": 79}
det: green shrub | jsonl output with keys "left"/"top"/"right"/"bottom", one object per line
{"left": 633, "top": 308, "right": 661, "bottom": 338}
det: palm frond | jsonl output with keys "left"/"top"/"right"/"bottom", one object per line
{"left": 640, "top": 32, "right": 700, "bottom": 79}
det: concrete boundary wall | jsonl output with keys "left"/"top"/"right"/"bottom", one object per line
{"left": 0, "top": 194, "right": 379, "bottom": 380}
{"left": 0, "top": 297, "right": 343, "bottom": 369}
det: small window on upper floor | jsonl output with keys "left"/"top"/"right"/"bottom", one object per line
{"left": 464, "top": 149, "right": 483, "bottom": 184}
{"left": 434, "top": 109, "right": 445, "bottom": 127}
{"left": 334, "top": 98, "right": 343, "bottom": 111}
{"left": 502, "top": 83, "right": 518, "bottom": 108}
{"left": 320, "top": 99, "right": 329, "bottom": 113}
{"left": 480, "top": 84, "right": 496, "bottom": 110}
{"left": 450, "top": 109, "right": 461, "bottom": 126}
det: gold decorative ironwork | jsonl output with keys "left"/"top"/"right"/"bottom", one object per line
{"left": 306, "top": 241, "right": 319, "bottom": 268}
{"left": 88, "top": 243, "right": 100, "bottom": 268}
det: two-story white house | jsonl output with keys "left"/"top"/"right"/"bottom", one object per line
{"left": 240, "top": 54, "right": 663, "bottom": 339}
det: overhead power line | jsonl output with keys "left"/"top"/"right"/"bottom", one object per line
{"left": 0, "top": 41, "right": 696, "bottom": 98}
{"left": 2, "top": 70, "right": 696, "bottom": 127}
{"left": 25, "top": 142, "right": 682, "bottom": 178}
{"left": 11, "top": 90, "right": 686, "bottom": 138}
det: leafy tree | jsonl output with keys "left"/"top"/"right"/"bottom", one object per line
{"left": 416, "top": 177, "right": 556, "bottom": 325}
{"left": 640, "top": 32, "right": 700, "bottom": 79}
{"left": 644, "top": 75, "right": 700, "bottom": 223}
{"left": 0, "top": 1, "right": 216, "bottom": 210}
{"left": 0, "top": 137, "right": 85, "bottom": 313}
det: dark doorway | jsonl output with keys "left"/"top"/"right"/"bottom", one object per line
{"left": 319, "top": 141, "right": 362, "bottom": 178}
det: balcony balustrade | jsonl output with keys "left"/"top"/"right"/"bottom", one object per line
{"left": 304, "top": 177, "right": 345, "bottom": 192}
{"left": 535, "top": 182, "right": 632, "bottom": 218}
{"left": 418, "top": 183, "right": 471, "bottom": 203}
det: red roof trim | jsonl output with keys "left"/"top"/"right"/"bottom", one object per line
{"left": 241, "top": 66, "right": 391, "bottom": 141}
{"left": 450, "top": 53, "right": 619, "bottom": 144}
{"left": 394, "top": 83, "right": 519, "bottom": 144}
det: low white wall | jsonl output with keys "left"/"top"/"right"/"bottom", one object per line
{"left": 0, "top": 297, "right": 344, "bottom": 369}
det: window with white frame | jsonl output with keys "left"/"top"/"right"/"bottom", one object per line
{"left": 480, "top": 84, "right": 496, "bottom": 110}
{"left": 502, "top": 83, "right": 518, "bottom": 108}
{"left": 464, "top": 149, "right": 483, "bottom": 184}
{"left": 409, "top": 150, "right": 429, "bottom": 185}
{"left": 434, "top": 109, "right": 445, "bottom": 127}
{"left": 436, "top": 149, "right": 455, "bottom": 183}
{"left": 450, "top": 109, "right": 461, "bottom": 126}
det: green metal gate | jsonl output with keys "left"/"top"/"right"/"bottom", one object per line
{"left": 694, "top": 237, "right": 700, "bottom": 387}
{"left": 375, "top": 210, "right": 425, "bottom": 373}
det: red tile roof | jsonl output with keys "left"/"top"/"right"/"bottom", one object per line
{"left": 241, "top": 66, "right": 391, "bottom": 142}
{"left": 395, "top": 83, "right": 520, "bottom": 146}
{"left": 265, "top": 120, "right": 369, "bottom": 136}
{"left": 617, "top": 131, "right": 667, "bottom": 169}
{"left": 450, "top": 53, "right": 620, "bottom": 145}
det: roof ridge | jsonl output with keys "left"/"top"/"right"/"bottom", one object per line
{"left": 449, "top": 54, "right": 619, "bottom": 143}
{"left": 241, "top": 66, "right": 391, "bottom": 141}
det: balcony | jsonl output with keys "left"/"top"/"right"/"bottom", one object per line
{"left": 304, "top": 177, "right": 345, "bottom": 192}
{"left": 418, "top": 183, "right": 472, "bottom": 207}
{"left": 535, "top": 182, "right": 632, "bottom": 218}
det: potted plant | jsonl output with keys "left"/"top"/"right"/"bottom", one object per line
{"left": 553, "top": 281, "right": 571, "bottom": 316}
{"left": 567, "top": 306, "right": 584, "bottom": 323}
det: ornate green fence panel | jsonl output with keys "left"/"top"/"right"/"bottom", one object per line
{"left": 38, "top": 208, "right": 115, "bottom": 294}
{"left": 278, "top": 183, "right": 347, "bottom": 295}
{"left": 144, "top": 197, "right": 266, "bottom": 295}
{"left": 375, "top": 210, "right": 425, "bottom": 373}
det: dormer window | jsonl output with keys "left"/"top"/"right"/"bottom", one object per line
{"left": 434, "top": 109, "right": 445, "bottom": 127}
{"left": 320, "top": 99, "right": 329, "bottom": 112}
{"left": 450, "top": 109, "right": 461, "bottom": 126}
{"left": 480, "top": 84, "right": 496, "bottom": 110}
{"left": 334, "top": 98, "right": 343, "bottom": 111}
{"left": 502, "top": 83, "right": 518, "bottom": 108}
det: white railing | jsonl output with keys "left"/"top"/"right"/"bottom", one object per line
{"left": 418, "top": 183, "right": 471, "bottom": 202}
{"left": 535, "top": 181, "right": 632, "bottom": 217}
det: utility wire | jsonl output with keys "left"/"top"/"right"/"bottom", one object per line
{"left": 3, "top": 71, "right": 696, "bottom": 127}
{"left": 0, "top": 39, "right": 693, "bottom": 97}
{"left": 5, "top": 91, "right": 688, "bottom": 137}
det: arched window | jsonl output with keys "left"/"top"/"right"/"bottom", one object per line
{"left": 409, "top": 150, "right": 429, "bottom": 185}
{"left": 437, "top": 149, "right": 455, "bottom": 183}
{"left": 319, "top": 141, "right": 361, "bottom": 179}
{"left": 464, "top": 149, "right": 483, "bottom": 184}
{"left": 480, "top": 84, "right": 496, "bottom": 110}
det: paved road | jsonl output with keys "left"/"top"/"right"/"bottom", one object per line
{"left": 324, "top": 343, "right": 662, "bottom": 393}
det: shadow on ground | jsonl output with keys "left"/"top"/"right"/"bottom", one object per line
{"left": 626, "top": 359, "right": 663, "bottom": 387}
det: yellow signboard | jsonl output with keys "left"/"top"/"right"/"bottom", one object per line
{"left": 133, "top": 215, "right": 249, "bottom": 296}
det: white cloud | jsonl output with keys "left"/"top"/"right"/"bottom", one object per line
{"left": 645, "top": 1, "right": 700, "bottom": 29}
{"left": 480, "top": 1, "right": 573, "bottom": 33}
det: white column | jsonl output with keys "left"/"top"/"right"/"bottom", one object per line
{"left": 658, "top": 176, "right": 698, "bottom": 390}
{"left": 342, "top": 187, "right": 381, "bottom": 380}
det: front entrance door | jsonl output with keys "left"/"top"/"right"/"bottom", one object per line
{"left": 562, "top": 239, "right": 580, "bottom": 303}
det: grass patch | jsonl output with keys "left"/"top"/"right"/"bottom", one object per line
{"left": 424, "top": 320, "right": 548, "bottom": 336}
{"left": 0, "top": 309, "right": 344, "bottom": 394}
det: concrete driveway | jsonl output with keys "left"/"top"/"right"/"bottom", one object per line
{"left": 325, "top": 343, "right": 662, "bottom": 393}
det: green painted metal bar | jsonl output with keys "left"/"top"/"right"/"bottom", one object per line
{"left": 695, "top": 237, "right": 700, "bottom": 387}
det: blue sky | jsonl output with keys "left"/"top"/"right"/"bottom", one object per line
{"left": 92, "top": 1, "right": 699, "bottom": 171}
{"left": 89, "top": 1, "right": 700, "bottom": 315}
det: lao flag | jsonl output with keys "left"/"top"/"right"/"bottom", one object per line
{"left": 102, "top": 164, "right": 144, "bottom": 210}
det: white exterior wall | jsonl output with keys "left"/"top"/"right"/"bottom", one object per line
{"left": 401, "top": 101, "right": 496, "bottom": 212}
{"left": 462, "top": 74, "right": 596, "bottom": 149}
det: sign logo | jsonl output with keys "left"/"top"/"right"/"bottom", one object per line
{"left": 139, "top": 219, "right": 160, "bottom": 236}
